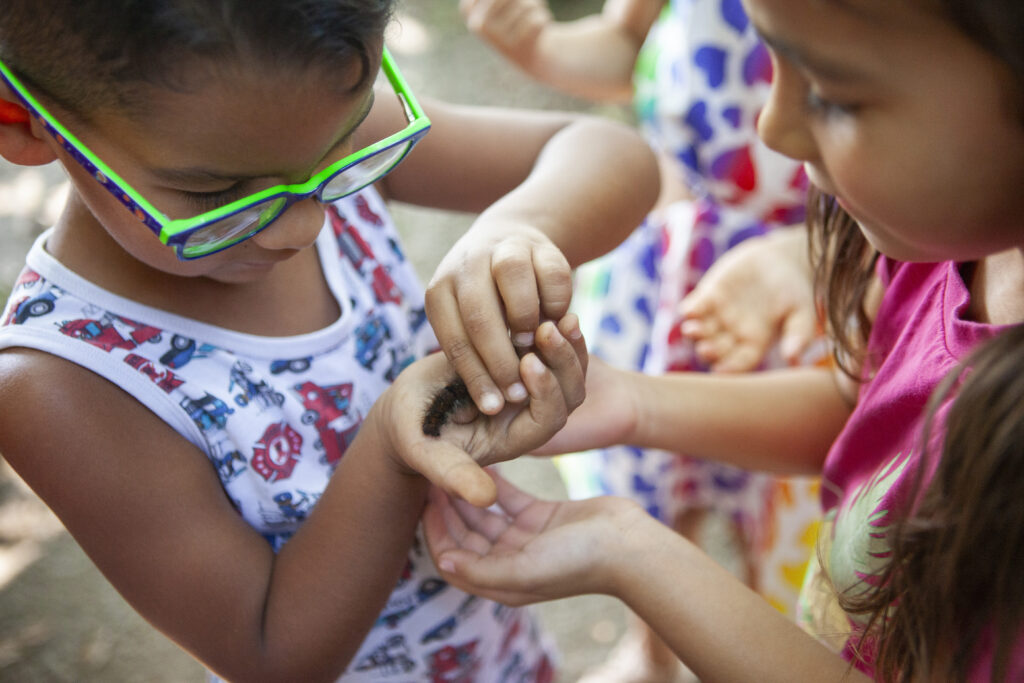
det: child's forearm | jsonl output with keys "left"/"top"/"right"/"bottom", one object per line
{"left": 611, "top": 515, "right": 871, "bottom": 682}
{"left": 631, "top": 366, "right": 852, "bottom": 475}
{"left": 525, "top": 16, "right": 644, "bottom": 102}
{"left": 477, "top": 116, "right": 660, "bottom": 268}
{"left": 238, "top": 420, "right": 429, "bottom": 681}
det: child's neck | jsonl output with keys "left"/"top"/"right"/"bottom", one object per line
{"left": 966, "top": 248, "right": 1024, "bottom": 326}
{"left": 48, "top": 194, "right": 342, "bottom": 337}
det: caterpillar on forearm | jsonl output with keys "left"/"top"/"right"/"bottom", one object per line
{"left": 422, "top": 378, "right": 472, "bottom": 437}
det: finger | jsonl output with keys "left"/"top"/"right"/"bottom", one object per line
{"left": 556, "top": 312, "right": 588, "bottom": 377}
{"left": 442, "top": 503, "right": 500, "bottom": 556}
{"left": 491, "top": 470, "right": 542, "bottom": 517}
{"left": 694, "top": 330, "right": 734, "bottom": 365}
{"left": 425, "top": 283, "right": 505, "bottom": 415}
{"left": 461, "top": 0, "right": 498, "bottom": 30}
{"left": 534, "top": 320, "right": 586, "bottom": 410}
{"left": 505, "top": 352, "right": 569, "bottom": 448}
{"left": 712, "top": 343, "right": 763, "bottom": 373}
{"left": 431, "top": 549, "right": 535, "bottom": 607}
{"left": 415, "top": 440, "right": 499, "bottom": 507}
{"left": 678, "top": 289, "right": 713, "bottom": 319}
{"left": 455, "top": 277, "right": 529, "bottom": 405}
{"left": 680, "top": 314, "right": 720, "bottom": 341}
{"left": 424, "top": 487, "right": 460, "bottom": 558}
{"left": 779, "top": 308, "right": 818, "bottom": 364}
{"left": 447, "top": 492, "right": 513, "bottom": 543}
{"left": 533, "top": 244, "right": 573, "bottom": 321}
{"left": 491, "top": 240, "right": 541, "bottom": 349}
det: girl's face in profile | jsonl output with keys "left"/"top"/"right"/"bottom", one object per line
{"left": 744, "top": 0, "right": 1024, "bottom": 263}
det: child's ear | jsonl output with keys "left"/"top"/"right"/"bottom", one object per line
{"left": 0, "top": 86, "right": 57, "bottom": 167}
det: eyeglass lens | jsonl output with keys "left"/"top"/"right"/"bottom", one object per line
{"left": 181, "top": 140, "right": 414, "bottom": 258}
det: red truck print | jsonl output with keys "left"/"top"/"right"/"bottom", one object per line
{"left": 327, "top": 205, "right": 402, "bottom": 305}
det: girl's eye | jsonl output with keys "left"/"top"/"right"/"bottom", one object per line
{"left": 805, "top": 90, "right": 860, "bottom": 118}
{"left": 180, "top": 184, "right": 248, "bottom": 212}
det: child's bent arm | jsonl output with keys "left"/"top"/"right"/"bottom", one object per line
{"left": 377, "top": 97, "right": 658, "bottom": 413}
{"left": 0, "top": 350, "right": 427, "bottom": 682}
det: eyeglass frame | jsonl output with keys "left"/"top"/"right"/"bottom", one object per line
{"left": 0, "top": 47, "right": 431, "bottom": 259}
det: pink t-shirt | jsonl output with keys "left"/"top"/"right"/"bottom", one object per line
{"left": 798, "top": 258, "right": 1023, "bottom": 679}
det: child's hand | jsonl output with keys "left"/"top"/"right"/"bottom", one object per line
{"left": 379, "top": 316, "right": 586, "bottom": 507}
{"left": 423, "top": 471, "right": 649, "bottom": 605}
{"left": 425, "top": 220, "right": 573, "bottom": 416}
{"left": 679, "top": 227, "right": 818, "bottom": 372}
{"left": 461, "top": 0, "right": 553, "bottom": 68}
{"left": 530, "top": 355, "right": 637, "bottom": 456}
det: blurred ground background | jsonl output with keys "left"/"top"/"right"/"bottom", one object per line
{"left": 0, "top": 1, "right": 741, "bottom": 680}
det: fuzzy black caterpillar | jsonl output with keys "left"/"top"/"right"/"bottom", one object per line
{"left": 422, "top": 378, "right": 472, "bottom": 437}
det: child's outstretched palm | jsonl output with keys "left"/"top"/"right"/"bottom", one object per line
{"left": 424, "top": 471, "right": 646, "bottom": 605}
{"left": 679, "top": 227, "right": 818, "bottom": 372}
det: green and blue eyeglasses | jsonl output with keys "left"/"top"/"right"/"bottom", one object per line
{"left": 0, "top": 48, "right": 431, "bottom": 260}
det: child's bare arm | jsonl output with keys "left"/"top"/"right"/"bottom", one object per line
{"left": 461, "top": 0, "right": 664, "bottom": 102}
{"left": 375, "top": 97, "right": 659, "bottom": 415}
{"left": 423, "top": 473, "right": 872, "bottom": 683}
{"left": 534, "top": 356, "right": 852, "bottom": 476}
{"left": 0, "top": 350, "right": 430, "bottom": 681}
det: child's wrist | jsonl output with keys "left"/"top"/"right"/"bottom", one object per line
{"left": 599, "top": 500, "right": 662, "bottom": 597}
{"left": 365, "top": 398, "right": 422, "bottom": 480}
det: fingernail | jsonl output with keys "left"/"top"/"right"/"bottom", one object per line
{"left": 526, "top": 354, "right": 545, "bottom": 374}
{"left": 439, "top": 558, "right": 456, "bottom": 573}
{"left": 480, "top": 392, "right": 502, "bottom": 413}
{"left": 513, "top": 332, "right": 534, "bottom": 347}
{"left": 507, "top": 382, "right": 527, "bottom": 401}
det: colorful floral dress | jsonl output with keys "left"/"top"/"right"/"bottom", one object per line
{"left": 567, "top": 0, "right": 820, "bottom": 614}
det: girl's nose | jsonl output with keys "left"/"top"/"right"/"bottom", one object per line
{"left": 756, "top": 63, "right": 818, "bottom": 164}
{"left": 250, "top": 197, "right": 324, "bottom": 252}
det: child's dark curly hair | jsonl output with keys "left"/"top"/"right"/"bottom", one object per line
{"left": 0, "top": 0, "right": 396, "bottom": 122}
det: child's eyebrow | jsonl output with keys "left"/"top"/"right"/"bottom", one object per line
{"left": 150, "top": 91, "right": 376, "bottom": 185}
{"left": 755, "top": 27, "right": 866, "bottom": 84}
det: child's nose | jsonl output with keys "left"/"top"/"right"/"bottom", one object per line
{"left": 757, "top": 69, "right": 818, "bottom": 164}
{"left": 250, "top": 197, "right": 324, "bottom": 252}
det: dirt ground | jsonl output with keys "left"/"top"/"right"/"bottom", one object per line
{"left": 0, "top": 1, "right": 664, "bottom": 680}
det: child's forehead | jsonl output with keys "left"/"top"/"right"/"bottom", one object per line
{"left": 97, "top": 63, "right": 376, "bottom": 180}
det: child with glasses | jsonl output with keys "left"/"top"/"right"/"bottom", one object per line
{"left": 0, "top": 2, "right": 658, "bottom": 680}
{"left": 427, "top": 0, "right": 1024, "bottom": 679}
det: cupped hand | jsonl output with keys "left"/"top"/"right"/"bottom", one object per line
{"left": 679, "top": 227, "right": 818, "bottom": 372}
{"left": 425, "top": 219, "right": 573, "bottom": 416}
{"left": 379, "top": 315, "right": 585, "bottom": 507}
{"left": 423, "top": 472, "right": 646, "bottom": 605}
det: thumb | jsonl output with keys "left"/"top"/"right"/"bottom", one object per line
{"left": 417, "top": 440, "right": 498, "bottom": 507}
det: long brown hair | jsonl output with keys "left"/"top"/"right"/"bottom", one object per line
{"left": 807, "top": 1, "right": 1024, "bottom": 678}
